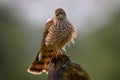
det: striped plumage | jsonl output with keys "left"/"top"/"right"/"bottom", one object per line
{"left": 27, "top": 8, "right": 77, "bottom": 75}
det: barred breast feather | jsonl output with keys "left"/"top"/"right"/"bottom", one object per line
{"left": 45, "top": 18, "right": 76, "bottom": 50}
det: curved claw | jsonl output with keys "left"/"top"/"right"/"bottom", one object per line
{"left": 72, "top": 40, "right": 75, "bottom": 45}
{"left": 62, "top": 46, "right": 66, "bottom": 52}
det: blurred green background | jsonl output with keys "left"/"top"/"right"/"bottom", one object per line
{"left": 0, "top": 1, "right": 120, "bottom": 80}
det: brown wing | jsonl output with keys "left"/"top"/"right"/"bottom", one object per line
{"left": 40, "top": 18, "right": 59, "bottom": 52}
{"left": 40, "top": 18, "right": 54, "bottom": 48}
{"left": 27, "top": 19, "right": 57, "bottom": 75}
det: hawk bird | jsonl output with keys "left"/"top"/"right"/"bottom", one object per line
{"left": 48, "top": 55, "right": 91, "bottom": 80}
{"left": 27, "top": 8, "right": 77, "bottom": 74}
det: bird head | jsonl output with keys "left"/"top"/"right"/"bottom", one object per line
{"left": 55, "top": 8, "right": 66, "bottom": 20}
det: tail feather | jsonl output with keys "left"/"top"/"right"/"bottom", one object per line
{"left": 27, "top": 52, "right": 48, "bottom": 74}
{"left": 27, "top": 51, "right": 57, "bottom": 75}
{"left": 27, "top": 60, "right": 43, "bottom": 75}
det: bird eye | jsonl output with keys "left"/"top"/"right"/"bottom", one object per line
{"left": 56, "top": 14, "right": 59, "bottom": 16}
{"left": 56, "top": 12, "right": 63, "bottom": 16}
